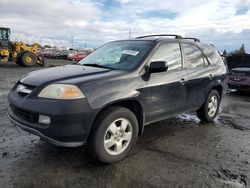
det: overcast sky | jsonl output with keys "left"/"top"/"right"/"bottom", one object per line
{"left": 1, "top": 0, "right": 250, "bottom": 52}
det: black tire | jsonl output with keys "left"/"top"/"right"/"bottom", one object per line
{"left": 197, "top": 90, "right": 220, "bottom": 122}
{"left": 17, "top": 51, "right": 38, "bottom": 67}
{"left": 88, "top": 106, "right": 138, "bottom": 164}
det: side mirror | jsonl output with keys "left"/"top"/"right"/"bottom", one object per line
{"left": 148, "top": 61, "right": 168, "bottom": 73}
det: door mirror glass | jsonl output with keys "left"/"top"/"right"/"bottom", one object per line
{"left": 149, "top": 61, "right": 168, "bottom": 73}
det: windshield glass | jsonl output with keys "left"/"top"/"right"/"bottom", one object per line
{"left": 78, "top": 41, "right": 154, "bottom": 70}
{"left": 0, "top": 29, "right": 9, "bottom": 40}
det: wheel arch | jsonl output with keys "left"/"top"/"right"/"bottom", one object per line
{"left": 210, "top": 84, "right": 223, "bottom": 98}
{"left": 89, "top": 99, "right": 145, "bottom": 139}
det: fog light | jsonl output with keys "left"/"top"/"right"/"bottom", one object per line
{"left": 38, "top": 115, "right": 51, "bottom": 124}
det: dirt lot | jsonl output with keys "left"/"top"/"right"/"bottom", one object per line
{"left": 0, "top": 62, "right": 250, "bottom": 188}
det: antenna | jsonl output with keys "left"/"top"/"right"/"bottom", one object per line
{"left": 71, "top": 34, "right": 74, "bottom": 49}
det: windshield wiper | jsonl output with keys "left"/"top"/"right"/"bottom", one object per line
{"left": 83, "top": 63, "right": 113, "bottom": 70}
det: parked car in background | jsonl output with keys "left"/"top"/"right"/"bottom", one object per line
{"left": 68, "top": 53, "right": 86, "bottom": 61}
{"left": 227, "top": 54, "right": 250, "bottom": 91}
{"left": 41, "top": 50, "right": 56, "bottom": 58}
{"left": 38, "top": 48, "right": 91, "bottom": 61}
{"left": 7, "top": 35, "right": 227, "bottom": 163}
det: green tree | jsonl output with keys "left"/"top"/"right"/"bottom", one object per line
{"left": 222, "top": 49, "right": 228, "bottom": 56}
{"left": 239, "top": 43, "right": 245, "bottom": 54}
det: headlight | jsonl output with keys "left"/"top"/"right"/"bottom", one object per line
{"left": 38, "top": 84, "right": 85, "bottom": 99}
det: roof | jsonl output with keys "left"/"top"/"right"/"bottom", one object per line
{"left": 134, "top": 38, "right": 180, "bottom": 43}
{"left": 115, "top": 38, "right": 200, "bottom": 44}
{"left": 108, "top": 34, "right": 214, "bottom": 48}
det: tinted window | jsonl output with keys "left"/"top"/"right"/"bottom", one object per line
{"left": 151, "top": 43, "right": 182, "bottom": 70}
{"left": 183, "top": 44, "right": 204, "bottom": 68}
{"left": 200, "top": 44, "right": 222, "bottom": 66}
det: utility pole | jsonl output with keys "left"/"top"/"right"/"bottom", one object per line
{"left": 129, "top": 28, "right": 131, "bottom": 39}
{"left": 71, "top": 34, "right": 74, "bottom": 49}
{"left": 39, "top": 36, "right": 42, "bottom": 46}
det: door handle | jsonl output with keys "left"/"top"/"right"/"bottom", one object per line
{"left": 209, "top": 74, "right": 213, "bottom": 79}
{"left": 180, "top": 78, "right": 186, "bottom": 85}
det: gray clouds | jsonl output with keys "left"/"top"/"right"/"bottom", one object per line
{"left": 0, "top": 0, "right": 249, "bottom": 52}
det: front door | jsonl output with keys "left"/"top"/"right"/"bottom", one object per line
{"left": 144, "top": 42, "right": 188, "bottom": 124}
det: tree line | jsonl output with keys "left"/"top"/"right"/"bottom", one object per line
{"left": 222, "top": 43, "right": 246, "bottom": 56}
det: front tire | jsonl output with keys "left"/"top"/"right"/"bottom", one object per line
{"left": 88, "top": 107, "right": 138, "bottom": 163}
{"left": 197, "top": 90, "right": 220, "bottom": 122}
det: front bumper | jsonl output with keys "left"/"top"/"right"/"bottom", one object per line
{"left": 7, "top": 110, "right": 84, "bottom": 147}
{"left": 8, "top": 89, "right": 98, "bottom": 147}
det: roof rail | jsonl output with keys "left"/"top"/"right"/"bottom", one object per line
{"left": 136, "top": 34, "right": 182, "bottom": 39}
{"left": 181, "top": 37, "right": 200, "bottom": 42}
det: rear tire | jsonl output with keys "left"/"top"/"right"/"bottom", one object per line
{"left": 197, "top": 90, "right": 220, "bottom": 122}
{"left": 88, "top": 106, "right": 138, "bottom": 163}
{"left": 17, "top": 51, "right": 37, "bottom": 67}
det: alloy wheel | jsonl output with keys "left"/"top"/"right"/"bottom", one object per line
{"left": 208, "top": 95, "right": 218, "bottom": 117}
{"left": 104, "top": 118, "right": 133, "bottom": 155}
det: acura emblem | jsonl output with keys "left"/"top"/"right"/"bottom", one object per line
{"left": 16, "top": 84, "right": 32, "bottom": 94}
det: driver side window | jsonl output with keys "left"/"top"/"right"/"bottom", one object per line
{"left": 151, "top": 43, "right": 182, "bottom": 71}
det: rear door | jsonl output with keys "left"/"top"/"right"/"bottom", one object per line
{"left": 182, "top": 42, "right": 211, "bottom": 110}
{"left": 145, "top": 42, "right": 188, "bottom": 124}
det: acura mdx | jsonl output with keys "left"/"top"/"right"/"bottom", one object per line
{"left": 8, "top": 35, "right": 228, "bottom": 163}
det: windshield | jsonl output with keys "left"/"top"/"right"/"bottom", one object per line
{"left": 78, "top": 41, "right": 154, "bottom": 70}
{"left": 0, "top": 29, "right": 9, "bottom": 40}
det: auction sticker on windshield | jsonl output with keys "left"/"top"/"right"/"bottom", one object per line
{"left": 122, "top": 50, "right": 139, "bottom": 56}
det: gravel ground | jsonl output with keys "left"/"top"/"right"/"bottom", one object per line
{"left": 0, "top": 62, "right": 250, "bottom": 188}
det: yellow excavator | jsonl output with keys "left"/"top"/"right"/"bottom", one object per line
{"left": 0, "top": 27, "right": 43, "bottom": 67}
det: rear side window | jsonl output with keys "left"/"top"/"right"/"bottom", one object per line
{"left": 200, "top": 45, "right": 222, "bottom": 66}
{"left": 183, "top": 44, "right": 204, "bottom": 68}
{"left": 183, "top": 43, "right": 204, "bottom": 68}
{"left": 151, "top": 43, "right": 182, "bottom": 71}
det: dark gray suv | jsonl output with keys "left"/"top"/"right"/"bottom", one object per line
{"left": 8, "top": 34, "right": 228, "bottom": 163}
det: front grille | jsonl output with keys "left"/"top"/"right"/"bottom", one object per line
{"left": 11, "top": 105, "right": 38, "bottom": 123}
{"left": 16, "top": 83, "right": 35, "bottom": 97}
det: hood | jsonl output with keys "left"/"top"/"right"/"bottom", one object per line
{"left": 231, "top": 67, "right": 250, "bottom": 72}
{"left": 229, "top": 67, "right": 250, "bottom": 77}
{"left": 20, "top": 65, "right": 112, "bottom": 86}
